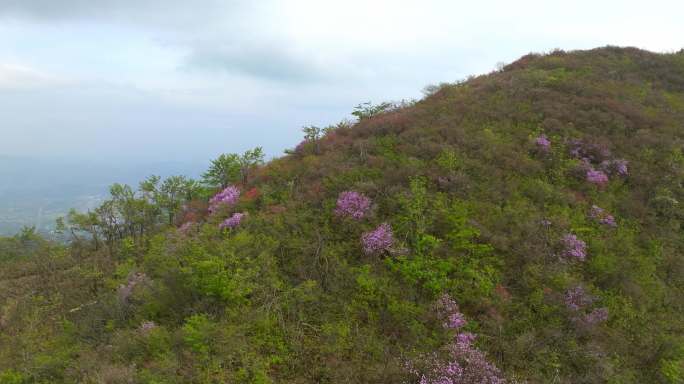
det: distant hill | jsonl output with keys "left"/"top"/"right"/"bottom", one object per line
{"left": 1, "top": 47, "right": 683, "bottom": 383}
{"left": 0, "top": 157, "right": 205, "bottom": 235}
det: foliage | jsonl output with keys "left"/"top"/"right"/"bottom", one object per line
{"left": 351, "top": 101, "right": 394, "bottom": 120}
{"left": 203, "top": 147, "right": 265, "bottom": 187}
{"left": 2, "top": 47, "right": 684, "bottom": 383}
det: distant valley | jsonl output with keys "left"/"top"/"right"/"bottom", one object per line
{"left": 0, "top": 156, "right": 204, "bottom": 235}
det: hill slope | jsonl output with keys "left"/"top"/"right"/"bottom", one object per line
{"left": 1, "top": 47, "right": 684, "bottom": 383}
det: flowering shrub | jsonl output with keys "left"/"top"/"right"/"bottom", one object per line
{"left": 535, "top": 134, "right": 551, "bottom": 152}
{"left": 361, "top": 223, "right": 394, "bottom": 255}
{"left": 208, "top": 185, "right": 240, "bottom": 213}
{"left": 564, "top": 286, "right": 593, "bottom": 311}
{"left": 589, "top": 205, "right": 617, "bottom": 227}
{"left": 562, "top": 234, "right": 587, "bottom": 261}
{"left": 569, "top": 139, "right": 628, "bottom": 184}
{"left": 408, "top": 294, "right": 506, "bottom": 384}
{"left": 601, "top": 159, "right": 629, "bottom": 176}
{"left": 568, "top": 139, "right": 611, "bottom": 162}
{"left": 411, "top": 336, "right": 506, "bottom": 384}
{"left": 613, "top": 159, "right": 629, "bottom": 176}
{"left": 219, "top": 212, "right": 245, "bottom": 230}
{"left": 569, "top": 139, "right": 628, "bottom": 186}
{"left": 437, "top": 294, "right": 466, "bottom": 329}
{"left": 456, "top": 332, "right": 477, "bottom": 346}
{"left": 583, "top": 307, "right": 609, "bottom": 325}
{"left": 445, "top": 312, "right": 467, "bottom": 330}
{"left": 334, "top": 191, "right": 371, "bottom": 220}
{"left": 586, "top": 169, "right": 609, "bottom": 186}
{"left": 564, "top": 287, "right": 608, "bottom": 326}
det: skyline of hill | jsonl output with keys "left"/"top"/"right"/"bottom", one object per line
{"left": 1, "top": 46, "right": 684, "bottom": 383}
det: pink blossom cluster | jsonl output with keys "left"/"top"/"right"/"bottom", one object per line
{"left": 219, "top": 212, "right": 245, "bottom": 230}
{"left": 335, "top": 191, "right": 371, "bottom": 220}
{"left": 437, "top": 294, "right": 467, "bottom": 329}
{"left": 589, "top": 205, "right": 617, "bottom": 227}
{"left": 456, "top": 332, "right": 477, "bottom": 346}
{"left": 613, "top": 159, "right": 629, "bottom": 176}
{"left": 562, "top": 234, "right": 587, "bottom": 261}
{"left": 600, "top": 159, "right": 629, "bottom": 177}
{"left": 535, "top": 134, "right": 551, "bottom": 152}
{"left": 439, "top": 334, "right": 506, "bottom": 384}
{"left": 563, "top": 287, "right": 608, "bottom": 326}
{"left": 568, "top": 139, "right": 611, "bottom": 163}
{"left": 564, "top": 286, "right": 593, "bottom": 311}
{"left": 446, "top": 312, "right": 467, "bottom": 330}
{"left": 577, "top": 157, "right": 609, "bottom": 186}
{"left": 406, "top": 354, "right": 463, "bottom": 384}
{"left": 586, "top": 169, "right": 609, "bottom": 186}
{"left": 568, "top": 139, "right": 629, "bottom": 185}
{"left": 583, "top": 307, "right": 609, "bottom": 325}
{"left": 409, "top": 295, "right": 506, "bottom": 384}
{"left": 361, "top": 223, "right": 394, "bottom": 255}
{"left": 208, "top": 185, "right": 240, "bottom": 213}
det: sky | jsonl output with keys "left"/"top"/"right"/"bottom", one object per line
{"left": 1, "top": 0, "right": 683, "bottom": 164}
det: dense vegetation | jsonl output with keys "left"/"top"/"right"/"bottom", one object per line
{"left": 2, "top": 47, "right": 684, "bottom": 383}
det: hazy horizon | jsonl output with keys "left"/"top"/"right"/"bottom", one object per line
{"left": 0, "top": 155, "right": 207, "bottom": 235}
{"left": 2, "top": 0, "right": 683, "bottom": 163}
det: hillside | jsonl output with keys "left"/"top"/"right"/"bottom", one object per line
{"left": 1, "top": 46, "right": 684, "bottom": 383}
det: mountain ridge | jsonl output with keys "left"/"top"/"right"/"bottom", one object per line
{"left": 1, "top": 46, "right": 684, "bottom": 383}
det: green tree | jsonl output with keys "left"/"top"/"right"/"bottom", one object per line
{"left": 203, "top": 153, "right": 241, "bottom": 188}
{"left": 301, "top": 125, "right": 322, "bottom": 155}
{"left": 351, "top": 101, "right": 392, "bottom": 121}
{"left": 61, "top": 209, "right": 102, "bottom": 250}
{"left": 238, "top": 147, "right": 265, "bottom": 184}
{"left": 203, "top": 147, "right": 265, "bottom": 187}
{"left": 140, "top": 175, "right": 200, "bottom": 224}
{"left": 159, "top": 176, "right": 200, "bottom": 224}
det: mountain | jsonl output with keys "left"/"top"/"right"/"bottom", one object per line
{"left": 1, "top": 47, "right": 684, "bottom": 383}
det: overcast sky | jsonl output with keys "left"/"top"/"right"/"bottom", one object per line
{"left": 1, "top": 0, "right": 683, "bottom": 163}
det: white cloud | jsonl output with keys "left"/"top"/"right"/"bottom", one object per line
{"left": 0, "top": 0, "right": 683, "bottom": 161}
{"left": 0, "top": 63, "right": 68, "bottom": 90}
